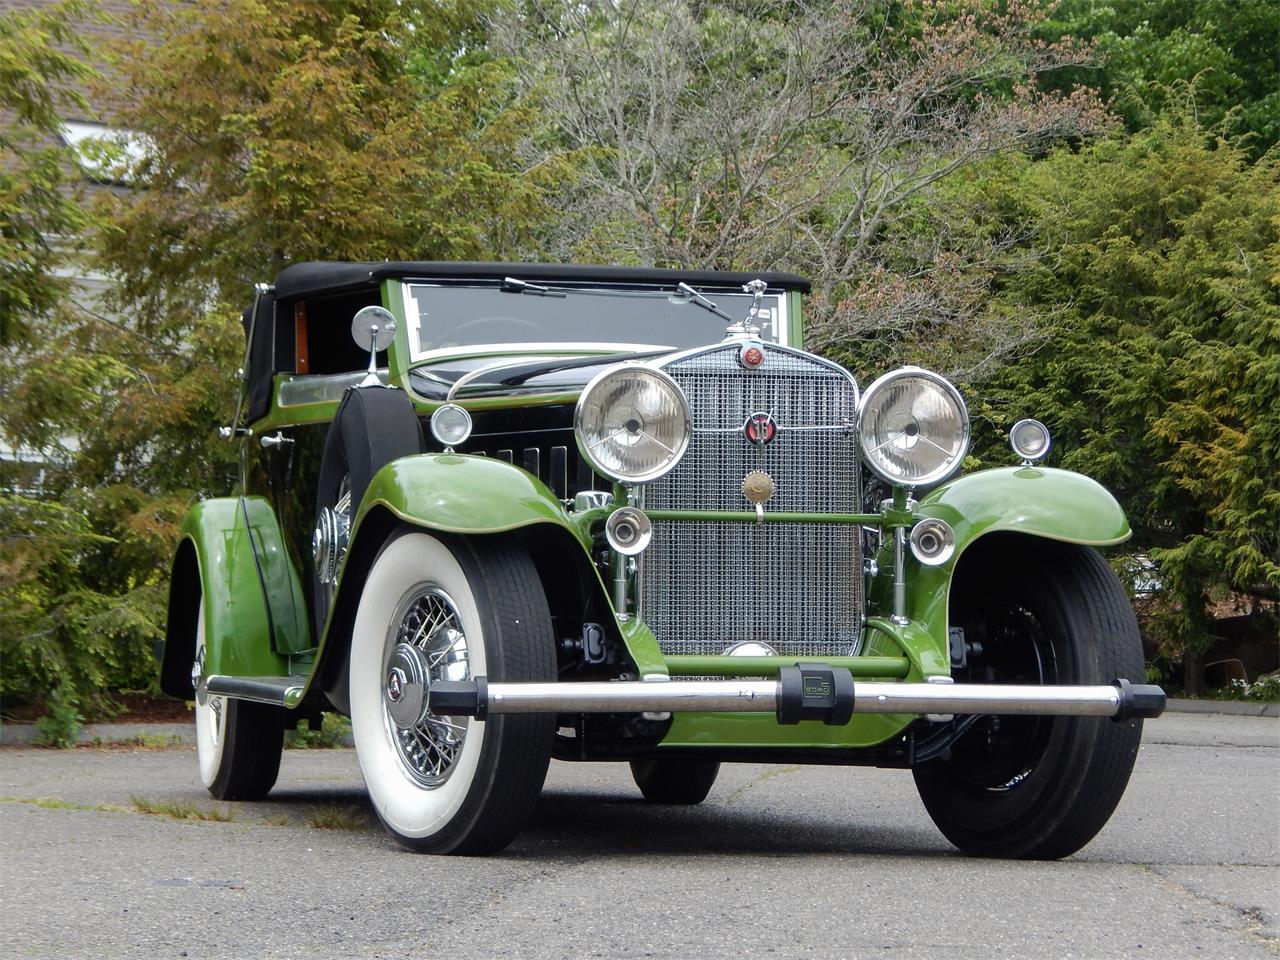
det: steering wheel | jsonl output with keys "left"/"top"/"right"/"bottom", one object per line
{"left": 447, "top": 316, "right": 552, "bottom": 343}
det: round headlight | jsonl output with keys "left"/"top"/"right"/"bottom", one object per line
{"left": 575, "top": 366, "right": 691, "bottom": 483}
{"left": 858, "top": 367, "right": 969, "bottom": 486}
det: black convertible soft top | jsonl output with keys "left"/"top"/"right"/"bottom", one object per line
{"left": 241, "top": 260, "right": 810, "bottom": 424}
{"left": 272, "top": 260, "right": 811, "bottom": 300}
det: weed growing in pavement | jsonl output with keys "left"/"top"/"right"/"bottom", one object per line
{"left": 90, "top": 733, "right": 185, "bottom": 749}
{"left": 129, "top": 795, "right": 236, "bottom": 822}
{"left": 0, "top": 795, "right": 124, "bottom": 813}
{"left": 304, "top": 804, "right": 371, "bottom": 830}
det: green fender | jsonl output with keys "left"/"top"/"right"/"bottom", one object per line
{"left": 867, "top": 466, "right": 1132, "bottom": 679}
{"left": 314, "top": 453, "right": 663, "bottom": 697}
{"left": 164, "top": 497, "right": 306, "bottom": 693}
{"left": 352, "top": 453, "right": 591, "bottom": 545}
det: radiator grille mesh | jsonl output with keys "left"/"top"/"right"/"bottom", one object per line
{"left": 639, "top": 344, "right": 863, "bottom": 657}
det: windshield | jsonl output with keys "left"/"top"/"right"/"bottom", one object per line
{"left": 402, "top": 282, "right": 786, "bottom": 364}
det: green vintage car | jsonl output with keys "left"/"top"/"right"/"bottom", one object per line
{"left": 160, "top": 261, "right": 1165, "bottom": 857}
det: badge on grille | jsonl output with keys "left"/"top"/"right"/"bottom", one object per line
{"left": 741, "top": 470, "right": 776, "bottom": 504}
{"left": 743, "top": 412, "right": 778, "bottom": 446}
{"left": 739, "top": 341, "right": 766, "bottom": 369}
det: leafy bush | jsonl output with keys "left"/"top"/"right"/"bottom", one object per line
{"left": 1224, "top": 673, "right": 1280, "bottom": 703}
{"left": 32, "top": 685, "right": 82, "bottom": 748}
{"left": 284, "top": 713, "right": 352, "bottom": 749}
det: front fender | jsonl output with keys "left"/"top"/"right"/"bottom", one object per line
{"left": 311, "top": 454, "right": 618, "bottom": 711}
{"left": 868, "top": 467, "right": 1131, "bottom": 677}
{"left": 161, "top": 498, "right": 294, "bottom": 697}
{"left": 917, "top": 466, "right": 1130, "bottom": 548}
{"left": 352, "top": 453, "right": 588, "bottom": 545}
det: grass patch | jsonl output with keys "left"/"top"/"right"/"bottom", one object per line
{"left": 129, "top": 795, "right": 236, "bottom": 822}
{"left": 88, "top": 733, "right": 185, "bottom": 750}
{"left": 0, "top": 795, "right": 124, "bottom": 814}
{"left": 260, "top": 813, "right": 291, "bottom": 827}
{"left": 303, "top": 804, "right": 371, "bottom": 831}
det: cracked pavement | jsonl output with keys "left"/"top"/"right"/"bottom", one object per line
{"left": 1, "top": 712, "right": 1276, "bottom": 959}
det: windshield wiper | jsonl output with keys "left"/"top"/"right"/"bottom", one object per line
{"left": 501, "top": 276, "right": 567, "bottom": 298}
{"left": 675, "top": 281, "right": 733, "bottom": 322}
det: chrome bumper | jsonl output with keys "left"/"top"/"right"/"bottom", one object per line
{"left": 428, "top": 666, "right": 1166, "bottom": 724}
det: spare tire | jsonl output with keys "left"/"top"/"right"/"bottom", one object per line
{"left": 312, "top": 386, "right": 424, "bottom": 638}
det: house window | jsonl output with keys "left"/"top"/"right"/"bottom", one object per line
{"left": 59, "top": 121, "right": 149, "bottom": 185}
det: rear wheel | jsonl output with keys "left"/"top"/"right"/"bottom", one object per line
{"left": 630, "top": 758, "right": 720, "bottom": 804}
{"left": 192, "top": 602, "right": 284, "bottom": 800}
{"left": 912, "top": 537, "right": 1145, "bottom": 860}
{"left": 349, "top": 530, "right": 555, "bottom": 854}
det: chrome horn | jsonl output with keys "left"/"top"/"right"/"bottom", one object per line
{"left": 605, "top": 506, "right": 652, "bottom": 556}
{"left": 909, "top": 517, "right": 956, "bottom": 567}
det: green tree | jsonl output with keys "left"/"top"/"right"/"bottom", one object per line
{"left": 963, "top": 113, "right": 1279, "bottom": 691}
{"left": 0, "top": 0, "right": 96, "bottom": 345}
{"left": 1040, "top": 0, "right": 1280, "bottom": 154}
{"left": 1, "top": 0, "right": 561, "bottom": 713}
{"left": 0, "top": 1, "right": 147, "bottom": 720}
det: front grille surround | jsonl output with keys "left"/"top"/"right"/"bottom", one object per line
{"left": 639, "top": 343, "right": 864, "bottom": 658}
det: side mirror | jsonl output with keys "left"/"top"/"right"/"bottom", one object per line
{"left": 351, "top": 306, "right": 396, "bottom": 386}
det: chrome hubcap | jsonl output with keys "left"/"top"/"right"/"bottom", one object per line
{"left": 384, "top": 588, "right": 471, "bottom": 787}
{"left": 384, "top": 643, "right": 429, "bottom": 729}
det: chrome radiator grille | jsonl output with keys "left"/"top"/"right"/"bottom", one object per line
{"left": 639, "top": 344, "right": 863, "bottom": 657}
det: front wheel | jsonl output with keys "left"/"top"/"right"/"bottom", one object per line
{"left": 349, "top": 530, "right": 555, "bottom": 854}
{"left": 912, "top": 537, "right": 1145, "bottom": 860}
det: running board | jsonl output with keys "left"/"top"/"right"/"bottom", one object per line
{"left": 427, "top": 666, "right": 1165, "bottom": 725}
{"left": 204, "top": 675, "right": 307, "bottom": 709}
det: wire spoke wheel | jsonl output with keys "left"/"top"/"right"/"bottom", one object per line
{"left": 384, "top": 586, "right": 472, "bottom": 787}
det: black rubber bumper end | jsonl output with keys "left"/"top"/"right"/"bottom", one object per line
{"left": 1113, "top": 678, "right": 1166, "bottom": 720}
{"left": 428, "top": 677, "right": 488, "bottom": 719}
{"left": 777, "top": 664, "right": 855, "bottom": 726}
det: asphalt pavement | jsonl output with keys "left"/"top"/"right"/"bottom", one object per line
{"left": 1, "top": 712, "right": 1277, "bottom": 959}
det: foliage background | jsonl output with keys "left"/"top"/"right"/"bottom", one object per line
{"left": 1, "top": 0, "right": 1276, "bottom": 717}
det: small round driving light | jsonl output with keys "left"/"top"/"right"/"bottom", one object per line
{"left": 575, "top": 365, "right": 691, "bottom": 483}
{"left": 909, "top": 517, "right": 956, "bottom": 566}
{"left": 430, "top": 403, "right": 472, "bottom": 450}
{"left": 1010, "top": 418, "right": 1051, "bottom": 464}
{"left": 605, "top": 506, "right": 653, "bottom": 556}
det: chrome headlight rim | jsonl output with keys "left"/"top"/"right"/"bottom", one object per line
{"left": 857, "top": 365, "right": 970, "bottom": 488}
{"left": 429, "top": 402, "right": 473, "bottom": 449}
{"left": 1009, "top": 417, "right": 1052, "bottom": 463}
{"left": 574, "top": 363, "right": 692, "bottom": 485}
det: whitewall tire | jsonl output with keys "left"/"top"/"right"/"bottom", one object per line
{"left": 350, "top": 529, "right": 555, "bottom": 854}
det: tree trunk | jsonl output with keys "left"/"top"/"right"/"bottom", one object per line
{"left": 1183, "top": 645, "right": 1205, "bottom": 698}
